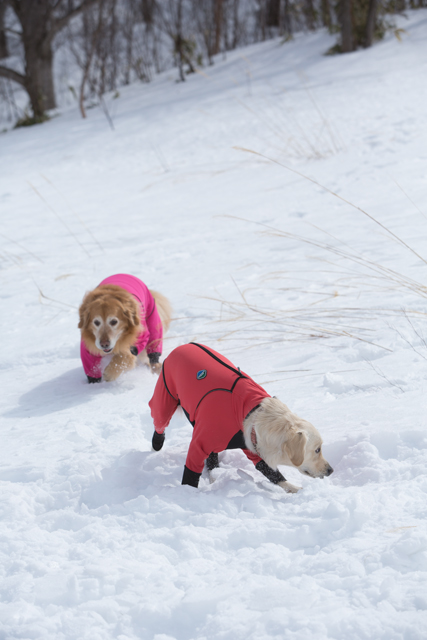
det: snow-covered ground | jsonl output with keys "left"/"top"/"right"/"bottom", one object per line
{"left": 1, "top": 12, "right": 427, "bottom": 639}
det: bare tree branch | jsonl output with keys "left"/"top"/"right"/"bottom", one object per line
{"left": 0, "top": 0, "right": 8, "bottom": 58}
{"left": 5, "top": 27, "right": 22, "bottom": 36}
{"left": 0, "top": 64, "right": 25, "bottom": 85}
{"left": 49, "top": 0, "right": 101, "bottom": 42}
{"left": 8, "top": 0, "right": 20, "bottom": 18}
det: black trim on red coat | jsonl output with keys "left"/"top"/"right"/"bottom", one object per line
{"left": 162, "top": 358, "right": 177, "bottom": 401}
{"left": 190, "top": 345, "right": 247, "bottom": 413}
{"left": 182, "top": 406, "right": 195, "bottom": 427}
{"left": 194, "top": 381, "right": 244, "bottom": 413}
{"left": 230, "top": 376, "right": 243, "bottom": 393}
{"left": 190, "top": 342, "right": 247, "bottom": 379}
{"left": 245, "top": 403, "right": 261, "bottom": 421}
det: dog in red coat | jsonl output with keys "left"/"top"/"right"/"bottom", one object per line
{"left": 149, "top": 343, "right": 333, "bottom": 491}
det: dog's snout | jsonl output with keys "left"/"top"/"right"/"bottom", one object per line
{"left": 326, "top": 465, "right": 334, "bottom": 476}
{"left": 100, "top": 340, "right": 110, "bottom": 349}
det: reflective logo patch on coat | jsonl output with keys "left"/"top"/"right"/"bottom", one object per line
{"left": 197, "top": 369, "right": 207, "bottom": 380}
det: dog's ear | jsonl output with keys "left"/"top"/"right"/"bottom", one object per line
{"left": 121, "top": 298, "right": 141, "bottom": 328}
{"left": 78, "top": 293, "right": 92, "bottom": 329}
{"left": 285, "top": 430, "right": 308, "bottom": 467}
{"left": 130, "top": 306, "right": 141, "bottom": 327}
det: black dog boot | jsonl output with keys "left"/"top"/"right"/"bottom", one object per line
{"left": 152, "top": 431, "right": 165, "bottom": 451}
{"left": 87, "top": 375, "right": 101, "bottom": 383}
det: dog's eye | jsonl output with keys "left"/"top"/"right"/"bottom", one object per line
{"left": 315, "top": 447, "right": 321, "bottom": 454}
{"left": 94, "top": 320, "right": 101, "bottom": 327}
{"left": 110, "top": 319, "right": 118, "bottom": 326}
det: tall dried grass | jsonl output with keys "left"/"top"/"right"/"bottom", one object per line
{"left": 195, "top": 147, "right": 427, "bottom": 358}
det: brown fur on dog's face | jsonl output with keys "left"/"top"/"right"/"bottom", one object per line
{"left": 78, "top": 285, "right": 141, "bottom": 356}
{"left": 244, "top": 397, "right": 333, "bottom": 479}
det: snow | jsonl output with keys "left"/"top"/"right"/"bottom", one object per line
{"left": 1, "top": 12, "right": 427, "bottom": 639}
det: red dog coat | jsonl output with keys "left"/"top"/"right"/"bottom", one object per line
{"left": 149, "top": 342, "right": 271, "bottom": 487}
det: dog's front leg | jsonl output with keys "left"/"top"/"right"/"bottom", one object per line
{"left": 255, "top": 460, "right": 302, "bottom": 493}
{"left": 150, "top": 362, "right": 163, "bottom": 375}
{"left": 103, "top": 352, "right": 137, "bottom": 381}
{"left": 148, "top": 352, "right": 162, "bottom": 375}
{"left": 277, "top": 480, "right": 302, "bottom": 494}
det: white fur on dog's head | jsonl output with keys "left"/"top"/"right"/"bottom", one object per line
{"left": 78, "top": 284, "right": 141, "bottom": 356}
{"left": 243, "top": 397, "right": 333, "bottom": 479}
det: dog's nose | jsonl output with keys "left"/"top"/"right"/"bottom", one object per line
{"left": 100, "top": 340, "right": 110, "bottom": 349}
{"left": 326, "top": 465, "right": 334, "bottom": 476}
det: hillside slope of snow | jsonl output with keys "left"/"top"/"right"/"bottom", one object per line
{"left": 1, "top": 12, "right": 427, "bottom": 639}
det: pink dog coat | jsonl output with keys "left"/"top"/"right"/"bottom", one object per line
{"left": 80, "top": 274, "right": 163, "bottom": 379}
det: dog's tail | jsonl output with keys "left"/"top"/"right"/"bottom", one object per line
{"left": 150, "top": 290, "right": 172, "bottom": 333}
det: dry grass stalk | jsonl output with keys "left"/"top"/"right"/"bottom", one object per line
{"left": 41, "top": 174, "right": 105, "bottom": 253}
{"left": 28, "top": 181, "right": 92, "bottom": 258}
{"left": 0, "top": 232, "right": 43, "bottom": 264}
{"left": 220, "top": 213, "right": 427, "bottom": 299}
{"left": 232, "top": 146, "right": 427, "bottom": 268}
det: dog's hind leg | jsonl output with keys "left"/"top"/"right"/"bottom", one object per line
{"left": 206, "top": 452, "right": 219, "bottom": 471}
{"left": 206, "top": 452, "right": 219, "bottom": 484}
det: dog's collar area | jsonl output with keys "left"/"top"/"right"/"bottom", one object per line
{"left": 250, "top": 428, "right": 258, "bottom": 453}
{"left": 245, "top": 404, "right": 261, "bottom": 454}
{"left": 245, "top": 404, "right": 261, "bottom": 421}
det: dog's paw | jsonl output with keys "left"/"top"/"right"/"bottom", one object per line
{"left": 104, "top": 353, "right": 137, "bottom": 381}
{"left": 152, "top": 431, "right": 165, "bottom": 451}
{"left": 150, "top": 362, "right": 162, "bottom": 375}
{"left": 278, "top": 480, "right": 302, "bottom": 494}
{"left": 87, "top": 375, "right": 101, "bottom": 384}
{"left": 102, "top": 365, "right": 120, "bottom": 382}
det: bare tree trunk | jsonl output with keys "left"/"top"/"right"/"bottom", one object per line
{"left": 158, "top": 0, "right": 194, "bottom": 80}
{"left": 141, "top": 0, "right": 155, "bottom": 25}
{"left": 283, "top": 0, "right": 292, "bottom": 35}
{"left": 0, "top": 0, "right": 8, "bottom": 59}
{"left": 341, "top": 0, "right": 354, "bottom": 52}
{"left": 321, "top": 0, "right": 332, "bottom": 29}
{"left": 364, "top": 0, "right": 378, "bottom": 47}
{"left": 175, "top": 36, "right": 185, "bottom": 82}
{"left": 223, "top": 0, "right": 230, "bottom": 50}
{"left": 260, "top": 0, "right": 266, "bottom": 40}
{"left": 305, "top": 0, "right": 316, "bottom": 30}
{"left": 266, "top": 0, "right": 281, "bottom": 27}
{"left": 232, "top": 0, "right": 240, "bottom": 48}
{"left": 0, "top": 0, "right": 100, "bottom": 120}
{"left": 278, "top": 0, "right": 284, "bottom": 35}
{"left": 77, "top": 4, "right": 104, "bottom": 118}
{"left": 213, "top": 0, "right": 223, "bottom": 55}
{"left": 174, "top": 0, "right": 185, "bottom": 80}
{"left": 23, "top": 44, "right": 56, "bottom": 116}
